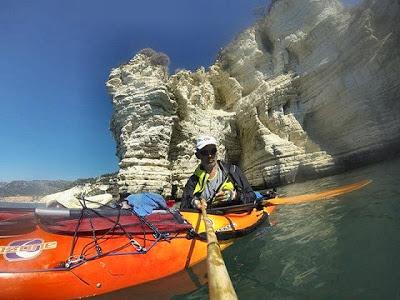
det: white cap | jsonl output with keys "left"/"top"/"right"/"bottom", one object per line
{"left": 196, "top": 135, "right": 217, "bottom": 150}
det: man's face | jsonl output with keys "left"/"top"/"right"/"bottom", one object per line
{"left": 198, "top": 145, "right": 217, "bottom": 170}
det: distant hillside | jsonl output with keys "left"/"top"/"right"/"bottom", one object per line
{"left": 0, "top": 173, "right": 118, "bottom": 198}
{"left": 0, "top": 180, "right": 73, "bottom": 197}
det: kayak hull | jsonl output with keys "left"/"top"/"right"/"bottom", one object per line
{"left": 0, "top": 206, "right": 275, "bottom": 299}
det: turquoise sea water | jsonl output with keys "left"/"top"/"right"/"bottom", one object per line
{"left": 97, "top": 157, "right": 400, "bottom": 299}
{"left": 171, "top": 157, "right": 400, "bottom": 300}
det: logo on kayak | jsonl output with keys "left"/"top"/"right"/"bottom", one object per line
{"left": 0, "top": 239, "right": 57, "bottom": 261}
{"left": 216, "top": 222, "right": 237, "bottom": 232}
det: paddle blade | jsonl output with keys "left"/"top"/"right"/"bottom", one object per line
{"left": 265, "top": 179, "right": 372, "bottom": 205}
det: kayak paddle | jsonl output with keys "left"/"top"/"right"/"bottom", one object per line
{"left": 264, "top": 179, "right": 372, "bottom": 205}
{"left": 200, "top": 198, "right": 238, "bottom": 300}
{"left": 204, "top": 179, "right": 373, "bottom": 215}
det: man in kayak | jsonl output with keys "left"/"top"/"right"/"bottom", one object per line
{"left": 180, "top": 135, "right": 256, "bottom": 209}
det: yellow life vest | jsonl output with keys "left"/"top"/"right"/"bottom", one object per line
{"left": 193, "top": 165, "right": 234, "bottom": 196}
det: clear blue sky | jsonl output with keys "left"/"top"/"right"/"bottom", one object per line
{"left": 0, "top": 0, "right": 359, "bottom": 182}
{"left": 0, "top": 0, "right": 270, "bottom": 182}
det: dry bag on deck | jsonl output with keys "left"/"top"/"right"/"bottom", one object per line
{"left": 126, "top": 192, "right": 168, "bottom": 217}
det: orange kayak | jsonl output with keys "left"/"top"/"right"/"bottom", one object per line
{"left": 0, "top": 204, "right": 275, "bottom": 299}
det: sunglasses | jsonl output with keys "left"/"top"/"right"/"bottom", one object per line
{"left": 199, "top": 148, "right": 217, "bottom": 156}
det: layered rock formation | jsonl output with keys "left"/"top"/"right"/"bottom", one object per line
{"left": 107, "top": 0, "right": 400, "bottom": 196}
{"left": 107, "top": 50, "right": 176, "bottom": 195}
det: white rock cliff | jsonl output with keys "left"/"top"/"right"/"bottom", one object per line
{"left": 107, "top": 0, "right": 400, "bottom": 197}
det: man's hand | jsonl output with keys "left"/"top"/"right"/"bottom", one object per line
{"left": 194, "top": 198, "right": 207, "bottom": 210}
{"left": 214, "top": 190, "right": 236, "bottom": 203}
